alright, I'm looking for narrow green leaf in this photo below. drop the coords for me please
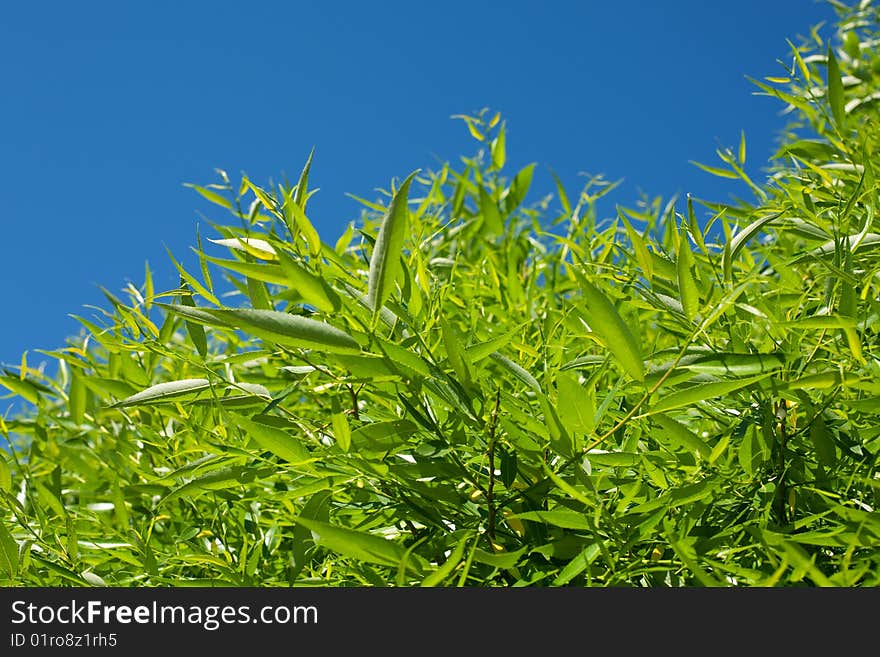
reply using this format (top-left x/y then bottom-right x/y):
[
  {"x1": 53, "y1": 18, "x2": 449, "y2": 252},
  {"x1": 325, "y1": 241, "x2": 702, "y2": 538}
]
[
  {"x1": 491, "y1": 123, "x2": 506, "y2": 170},
  {"x1": 722, "y1": 212, "x2": 782, "y2": 281},
  {"x1": 0, "y1": 521, "x2": 18, "y2": 578},
  {"x1": 0, "y1": 375, "x2": 41, "y2": 405},
  {"x1": 331, "y1": 412, "x2": 351, "y2": 452},
  {"x1": 690, "y1": 160, "x2": 738, "y2": 179},
  {"x1": 231, "y1": 412, "x2": 313, "y2": 465},
  {"x1": 159, "y1": 304, "x2": 361, "y2": 354},
  {"x1": 652, "y1": 413, "x2": 711, "y2": 459},
  {"x1": 575, "y1": 275, "x2": 644, "y2": 382},
  {"x1": 276, "y1": 249, "x2": 338, "y2": 312},
  {"x1": 180, "y1": 283, "x2": 208, "y2": 358},
  {"x1": 0, "y1": 455, "x2": 11, "y2": 493},
  {"x1": 553, "y1": 544, "x2": 601, "y2": 586},
  {"x1": 514, "y1": 509, "x2": 590, "y2": 530},
  {"x1": 557, "y1": 371, "x2": 595, "y2": 434},
  {"x1": 209, "y1": 237, "x2": 277, "y2": 260},
  {"x1": 677, "y1": 225, "x2": 700, "y2": 321},
  {"x1": 421, "y1": 533, "x2": 472, "y2": 587},
  {"x1": 112, "y1": 378, "x2": 211, "y2": 407},
  {"x1": 294, "y1": 147, "x2": 315, "y2": 209},
  {"x1": 649, "y1": 373, "x2": 772, "y2": 414},
  {"x1": 295, "y1": 517, "x2": 424, "y2": 574},
  {"x1": 827, "y1": 47, "x2": 845, "y2": 129},
  {"x1": 809, "y1": 418, "x2": 836, "y2": 467},
  {"x1": 350, "y1": 419, "x2": 417, "y2": 451},
  {"x1": 185, "y1": 184, "x2": 232, "y2": 210},
  {"x1": 69, "y1": 369, "x2": 87, "y2": 424},
  {"x1": 505, "y1": 163, "x2": 536, "y2": 214},
  {"x1": 199, "y1": 254, "x2": 288, "y2": 286},
  {"x1": 368, "y1": 171, "x2": 419, "y2": 317},
  {"x1": 479, "y1": 185, "x2": 504, "y2": 234},
  {"x1": 489, "y1": 352, "x2": 541, "y2": 393}
]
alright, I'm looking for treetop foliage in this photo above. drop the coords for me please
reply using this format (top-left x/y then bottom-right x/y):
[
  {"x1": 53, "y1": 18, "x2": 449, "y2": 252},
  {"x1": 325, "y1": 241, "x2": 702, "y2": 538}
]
[{"x1": 1, "y1": 1, "x2": 879, "y2": 586}]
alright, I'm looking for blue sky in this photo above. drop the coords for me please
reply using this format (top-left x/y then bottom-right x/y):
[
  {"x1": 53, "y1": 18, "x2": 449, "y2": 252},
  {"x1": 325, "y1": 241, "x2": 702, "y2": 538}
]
[{"x1": 0, "y1": 1, "x2": 835, "y2": 374}]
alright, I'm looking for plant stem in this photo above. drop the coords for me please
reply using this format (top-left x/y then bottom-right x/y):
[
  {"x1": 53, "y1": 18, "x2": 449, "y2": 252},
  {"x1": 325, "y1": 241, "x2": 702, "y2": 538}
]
[{"x1": 486, "y1": 388, "x2": 501, "y2": 546}]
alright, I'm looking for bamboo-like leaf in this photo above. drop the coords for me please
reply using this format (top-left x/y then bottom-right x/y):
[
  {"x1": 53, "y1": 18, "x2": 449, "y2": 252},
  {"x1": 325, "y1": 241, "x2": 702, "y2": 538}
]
[
  {"x1": 199, "y1": 254, "x2": 288, "y2": 286},
  {"x1": 294, "y1": 147, "x2": 315, "y2": 209},
  {"x1": 112, "y1": 378, "x2": 212, "y2": 407},
  {"x1": 421, "y1": 533, "x2": 471, "y2": 587},
  {"x1": 185, "y1": 184, "x2": 232, "y2": 210},
  {"x1": 68, "y1": 369, "x2": 87, "y2": 424},
  {"x1": 230, "y1": 412, "x2": 312, "y2": 465},
  {"x1": 158, "y1": 304, "x2": 360, "y2": 354},
  {"x1": 489, "y1": 351, "x2": 541, "y2": 392},
  {"x1": 827, "y1": 47, "x2": 845, "y2": 129},
  {"x1": 649, "y1": 373, "x2": 772, "y2": 414},
  {"x1": 505, "y1": 163, "x2": 536, "y2": 214},
  {"x1": 557, "y1": 371, "x2": 595, "y2": 434},
  {"x1": 276, "y1": 249, "x2": 339, "y2": 312},
  {"x1": 331, "y1": 412, "x2": 351, "y2": 452},
  {"x1": 652, "y1": 413, "x2": 711, "y2": 459},
  {"x1": 513, "y1": 509, "x2": 590, "y2": 530},
  {"x1": 295, "y1": 517, "x2": 424, "y2": 574},
  {"x1": 0, "y1": 521, "x2": 18, "y2": 578},
  {"x1": 722, "y1": 212, "x2": 782, "y2": 281},
  {"x1": 368, "y1": 171, "x2": 419, "y2": 317},
  {"x1": 491, "y1": 123, "x2": 506, "y2": 170},
  {"x1": 479, "y1": 185, "x2": 504, "y2": 234},
  {"x1": 575, "y1": 276, "x2": 644, "y2": 382},
  {"x1": 677, "y1": 225, "x2": 699, "y2": 321},
  {"x1": 208, "y1": 237, "x2": 277, "y2": 260}
]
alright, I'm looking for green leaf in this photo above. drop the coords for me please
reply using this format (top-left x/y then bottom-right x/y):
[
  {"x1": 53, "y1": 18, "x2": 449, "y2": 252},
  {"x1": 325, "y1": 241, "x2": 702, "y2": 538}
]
[
  {"x1": 185, "y1": 184, "x2": 232, "y2": 210},
  {"x1": 421, "y1": 533, "x2": 472, "y2": 587},
  {"x1": 294, "y1": 147, "x2": 315, "y2": 209},
  {"x1": 180, "y1": 283, "x2": 208, "y2": 358},
  {"x1": 0, "y1": 375, "x2": 41, "y2": 405},
  {"x1": 230, "y1": 412, "x2": 313, "y2": 465},
  {"x1": 489, "y1": 352, "x2": 541, "y2": 393},
  {"x1": 553, "y1": 544, "x2": 601, "y2": 585},
  {"x1": 575, "y1": 276, "x2": 644, "y2": 382},
  {"x1": 368, "y1": 171, "x2": 419, "y2": 317},
  {"x1": 649, "y1": 373, "x2": 772, "y2": 414},
  {"x1": 557, "y1": 371, "x2": 595, "y2": 434},
  {"x1": 199, "y1": 254, "x2": 288, "y2": 286},
  {"x1": 652, "y1": 413, "x2": 711, "y2": 459},
  {"x1": 722, "y1": 212, "x2": 782, "y2": 281},
  {"x1": 513, "y1": 509, "x2": 590, "y2": 530},
  {"x1": 677, "y1": 225, "x2": 700, "y2": 321},
  {"x1": 827, "y1": 47, "x2": 845, "y2": 129},
  {"x1": 208, "y1": 237, "x2": 277, "y2": 260},
  {"x1": 0, "y1": 521, "x2": 18, "y2": 578},
  {"x1": 491, "y1": 123, "x2": 506, "y2": 170},
  {"x1": 276, "y1": 250, "x2": 339, "y2": 312},
  {"x1": 68, "y1": 369, "x2": 87, "y2": 424},
  {"x1": 350, "y1": 419, "x2": 417, "y2": 452},
  {"x1": 472, "y1": 546, "x2": 526, "y2": 569},
  {"x1": 0, "y1": 455, "x2": 11, "y2": 493},
  {"x1": 680, "y1": 352, "x2": 787, "y2": 377},
  {"x1": 295, "y1": 517, "x2": 424, "y2": 574},
  {"x1": 112, "y1": 378, "x2": 212, "y2": 407},
  {"x1": 505, "y1": 163, "x2": 536, "y2": 214},
  {"x1": 159, "y1": 304, "x2": 361, "y2": 354},
  {"x1": 331, "y1": 412, "x2": 351, "y2": 452},
  {"x1": 809, "y1": 418, "x2": 836, "y2": 467},
  {"x1": 479, "y1": 185, "x2": 504, "y2": 234}
]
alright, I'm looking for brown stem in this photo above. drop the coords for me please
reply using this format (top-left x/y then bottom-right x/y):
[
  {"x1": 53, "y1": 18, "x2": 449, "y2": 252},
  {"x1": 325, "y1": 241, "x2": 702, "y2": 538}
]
[{"x1": 348, "y1": 384, "x2": 360, "y2": 421}]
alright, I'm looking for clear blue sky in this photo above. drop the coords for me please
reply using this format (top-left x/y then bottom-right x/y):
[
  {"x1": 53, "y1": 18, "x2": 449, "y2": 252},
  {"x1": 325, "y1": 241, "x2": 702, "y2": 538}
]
[{"x1": 0, "y1": 1, "x2": 835, "y2": 373}]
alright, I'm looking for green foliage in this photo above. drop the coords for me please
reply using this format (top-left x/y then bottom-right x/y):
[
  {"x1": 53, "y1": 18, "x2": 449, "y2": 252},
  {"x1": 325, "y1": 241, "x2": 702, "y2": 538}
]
[{"x1": 2, "y1": 3, "x2": 880, "y2": 587}]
